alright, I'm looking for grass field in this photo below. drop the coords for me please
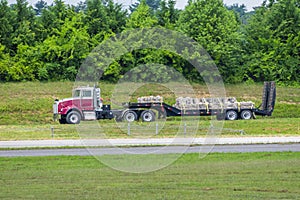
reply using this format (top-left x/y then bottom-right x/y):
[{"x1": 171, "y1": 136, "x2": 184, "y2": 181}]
[
  {"x1": 0, "y1": 81, "x2": 299, "y2": 140},
  {"x1": 0, "y1": 117, "x2": 299, "y2": 140},
  {"x1": 0, "y1": 81, "x2": 298, "y2": 198},
  {"x1": 0, "y1": 152, "x2": 299, "y2": 199}
]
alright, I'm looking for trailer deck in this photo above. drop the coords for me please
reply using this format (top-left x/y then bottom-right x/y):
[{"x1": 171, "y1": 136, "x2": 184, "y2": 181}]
[{"x1": 116, "y1": 81, "x2": 276, "y2": 121}]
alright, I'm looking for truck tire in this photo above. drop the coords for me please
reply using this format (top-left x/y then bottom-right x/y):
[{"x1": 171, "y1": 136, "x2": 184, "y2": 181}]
[
  {"x1": 123, "y1": 110, "x2": 137, "y2": 122},
  {"x1": 240, "y1": 110, "x2": 252, "y2": 120},
  {"x1": 59, "y1": 116, "x2": 67, "y2": 124},
  {"x1": 226, "y1": 110, "x2": 238, "y2": 120},
  {"x1": 141, "y1": 110, "x2": 155, "y2": 122},
  {"x1": 66, "y1": 111, "x2": 81, "y2": 124}
]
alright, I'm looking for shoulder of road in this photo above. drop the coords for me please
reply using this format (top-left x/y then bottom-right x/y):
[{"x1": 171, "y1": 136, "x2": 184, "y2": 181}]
[{"x1": 1, "y1": 136, "x2": 300, "y2": 148}]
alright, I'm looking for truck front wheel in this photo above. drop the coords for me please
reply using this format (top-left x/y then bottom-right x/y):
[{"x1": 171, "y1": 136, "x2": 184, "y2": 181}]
[
  {"x1": 59, "y1": 115, "x2": 67, "y2": 124},
  {"x1": 66, "y1": 111, "x2": 81, "y2": 124}
]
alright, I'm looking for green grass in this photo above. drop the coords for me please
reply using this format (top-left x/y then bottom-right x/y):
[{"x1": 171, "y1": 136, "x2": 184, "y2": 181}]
[
  {"x1": 0, "y1": 152, "x2": 299, "y2": 199},
  {"x1": 0, "y1": 81, "x2": 299, "y2": 125},
  {"x1": 0, "y1": 117, "x2": 299, "y2": 140},
  {"x1": 0, "y1": 81, "x2": 299, "y2": 140}
]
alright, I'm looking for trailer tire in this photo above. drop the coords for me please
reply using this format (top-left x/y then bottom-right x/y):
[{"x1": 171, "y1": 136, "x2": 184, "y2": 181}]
[
  {"x1": 123, "y1": 110, "x2": 138, "y2": 122},
  {"x1": 66, "y1": 111, "x2": 81, "y2": 124},
  {"x1": 141, "y1": 110, "x2": 155, "y2": 122},
  {"x1": 240, "y1": 110, "x2": 252, "y2": 120},
  {"x1": 226, "y1": 110, "x2": 238, "y2": 120}
]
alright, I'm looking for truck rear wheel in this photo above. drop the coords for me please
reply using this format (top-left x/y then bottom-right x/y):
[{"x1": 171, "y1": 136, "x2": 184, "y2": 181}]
[
  {"x1": 66, "y1": 111, "x2": 81, "y2": 124},
  {"x1": 123, "y1": 110, "x2": 137, "y2": 122},
  {"x1": 240, "y1": 110, "x2": 252, "y2": 120},
  {"x1": 141, "y1": 110, "x2": 155, "y2": 122},
  {"x1": 226, "y1": 110, "x2": 238, "y2": 120}
]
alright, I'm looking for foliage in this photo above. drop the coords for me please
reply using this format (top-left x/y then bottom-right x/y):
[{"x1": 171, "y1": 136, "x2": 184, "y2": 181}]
[
  {"x1": 177, "y1": 0, "x2": 242, "y2": 83},
  {"x1": 156, "y1": 0, "x2": 179, "y2": 28},
  {"x1": 242, "y1": 0, "x2": 300, "y2": 84},
  {"x1": 126, "y1": 0, "x2": 158, "y2": 28},
  {"x1": 129, "y1": 0, "x2": 161, "y2": 13},
  {"x1": 0, "y1": 0, "x2": 298, "y2": 85}
]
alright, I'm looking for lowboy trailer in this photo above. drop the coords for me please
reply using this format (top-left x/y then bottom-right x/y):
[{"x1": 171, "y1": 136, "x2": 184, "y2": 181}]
[{"x1": 53, "y1": 82, "x2": 276, "y2": 124}]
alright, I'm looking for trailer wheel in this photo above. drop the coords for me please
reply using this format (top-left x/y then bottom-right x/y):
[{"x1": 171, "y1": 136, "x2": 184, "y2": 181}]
[
  {"x1": 226, "y1": 110, "x2": 238, "y2": 120},
  {"x1": 141, "y1": 110, "x2": 155, "y2": 122},
  {"x1": 66, "y1": 111, "x2": 81, "y2": 124},
  {"x1": 123, "y1": 110, "x2": 137, "y2": 122},
  {"x1": 240, "y1": 110, "x2": 252, "y2": 120}
]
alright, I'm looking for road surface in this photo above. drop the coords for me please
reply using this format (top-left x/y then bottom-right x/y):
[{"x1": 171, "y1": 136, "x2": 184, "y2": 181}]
[
  {"x1": 1, "y1": 136, "x2": 300, "y2": 148},
  {"x1": 1, "y1": 144, "x2": 299, "y2": 157}
]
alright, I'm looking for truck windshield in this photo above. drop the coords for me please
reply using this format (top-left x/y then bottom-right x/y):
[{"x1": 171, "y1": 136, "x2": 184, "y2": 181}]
[{"x1": 73, "y1": 90, "x2": 80, "y2": 97}]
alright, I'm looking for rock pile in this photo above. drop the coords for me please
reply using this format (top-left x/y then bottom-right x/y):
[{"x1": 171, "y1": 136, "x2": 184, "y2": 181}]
[
  {"x1": 137, "y1": 96, "x2": 164, "y2": 103},
  {"x1": 173, "y1": 97, "x2": 254, "y2": 110}
]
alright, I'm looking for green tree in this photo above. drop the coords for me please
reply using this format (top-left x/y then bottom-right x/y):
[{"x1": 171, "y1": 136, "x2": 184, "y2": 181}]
[
  {"x1": 177, "y1": 0, "x2": 241, "y2": 82},
  {"x1": 242, "y1": 0, "x2": 300, "y2": 84},
  {"x1": 226, "y1": 3, "x2": 246, "y2": 17},
  {"x1": 34, "y1": 0, "x2": 47, "y2": 15},
  {"x1": 0, "y1": 0, "x2": 14, "y2": 50},
  {"x1": 129, "y1": 0, "x2": 161, "y2": 13},
  {"x1": 0, "y1": 43, "x2": 11, "y2": 81},
  {"x1": 85, "y1": 0, "x2": 109, "y2": 38},
  {"x1": 156, "y1": 0, "x2": 179, "y2": 28},
  {"x1": 226, "y1": 3, "x2": 253, "y2": 24},
  {"x1": 10, "y1": 0, "x2": 36, "y2": 52},
  {"x1": 85, "y1": 0, "x2": 126, "y2": 43},
  {"x1": 102, "y1": 0, "x2": 127, "y2": 34},
  {"x1": 126, "y1": 0, "x2": 158, "y2": 28},
  {"x1": 74, "y1": 1, "x2": 86, "y2": 13},
  {"x1": 38, "y1": 12, "x2": 91, "y2": 80}
]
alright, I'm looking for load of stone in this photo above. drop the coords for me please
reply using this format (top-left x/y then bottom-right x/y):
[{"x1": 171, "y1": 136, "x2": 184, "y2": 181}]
[
  {"x1": 137, "y1": 96, "x2": 164, "y2": 103},
  {"x1": 173, "y1": 97, "x2": 254, "y2": 111}
]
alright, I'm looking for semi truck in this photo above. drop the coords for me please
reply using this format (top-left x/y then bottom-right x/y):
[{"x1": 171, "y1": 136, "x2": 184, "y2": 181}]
[{"x1": 53, "y1": 82, "x2": 276, "y2": 124}]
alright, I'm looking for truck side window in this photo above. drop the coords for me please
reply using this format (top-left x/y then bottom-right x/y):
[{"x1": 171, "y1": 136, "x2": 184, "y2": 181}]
[
  {"x1": 73, "y1": 90, "x2": 80, "y2": 97},
  {"x1": 82, "y1": 90, "x2": 92, "y2": 97}
]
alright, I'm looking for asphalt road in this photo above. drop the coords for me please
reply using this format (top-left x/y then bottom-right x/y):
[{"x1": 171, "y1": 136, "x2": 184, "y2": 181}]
[
  {"x1": 1, "y1": 137, "x2": 300, "y2": 148},
  {"x1": 1, "y1": 144, "x2": 299, "y2": 157}
]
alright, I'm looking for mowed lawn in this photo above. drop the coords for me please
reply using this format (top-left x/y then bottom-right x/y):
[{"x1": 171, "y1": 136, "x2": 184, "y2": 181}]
[
  {"x1": 0, "y1": 81, "x2": 299, "y2": 125},
  {"x1": 0, "y1": 81, "x2": 299, "y2": 140},
  {"x1": 0, "y1": 117, "x2": 299, "y2": 140},
  {"x1": 0, "y1": 152, "x2": 299, "y2": 199}
]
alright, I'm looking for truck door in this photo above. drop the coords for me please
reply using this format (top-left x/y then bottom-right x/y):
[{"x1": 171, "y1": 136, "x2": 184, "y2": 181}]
[{"x1": 80, "y1": 89, "x2": 94, "y2": 111}]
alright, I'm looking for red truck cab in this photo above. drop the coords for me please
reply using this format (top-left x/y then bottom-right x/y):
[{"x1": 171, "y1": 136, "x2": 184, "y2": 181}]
[{"x1": 53, "y1": 86, "x2": 112, "y2": 124}]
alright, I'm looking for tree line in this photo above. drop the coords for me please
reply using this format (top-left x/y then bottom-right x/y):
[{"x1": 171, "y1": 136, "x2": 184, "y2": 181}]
[{"x1": 0, "y1": 0, "x2": 299, "y2": 84}]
